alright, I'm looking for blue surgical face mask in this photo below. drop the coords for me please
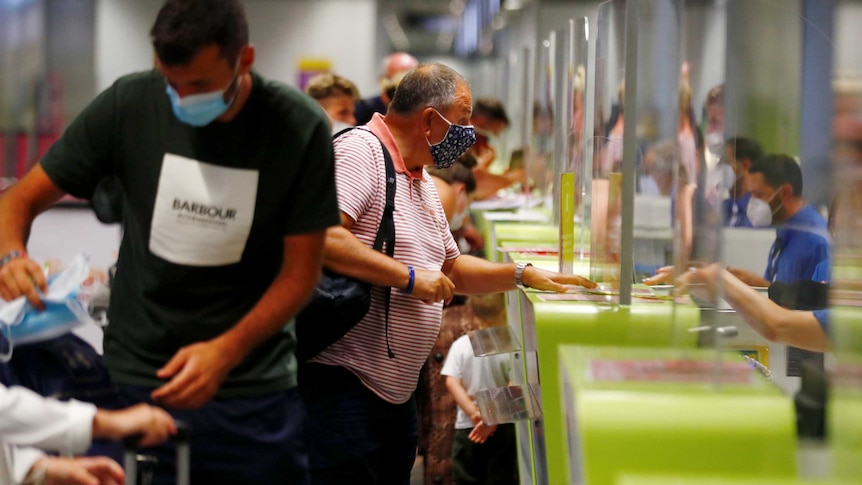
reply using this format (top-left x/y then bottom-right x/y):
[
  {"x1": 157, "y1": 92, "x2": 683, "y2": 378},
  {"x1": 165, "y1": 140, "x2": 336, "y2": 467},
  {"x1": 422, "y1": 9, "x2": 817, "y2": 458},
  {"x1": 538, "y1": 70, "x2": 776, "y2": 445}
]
[
  {"x1": 166, "y1": 73, "x2": 239, "y2": 127},
  {"x1": 427, "y1": 109, "x2": 476, "y2": 169}
]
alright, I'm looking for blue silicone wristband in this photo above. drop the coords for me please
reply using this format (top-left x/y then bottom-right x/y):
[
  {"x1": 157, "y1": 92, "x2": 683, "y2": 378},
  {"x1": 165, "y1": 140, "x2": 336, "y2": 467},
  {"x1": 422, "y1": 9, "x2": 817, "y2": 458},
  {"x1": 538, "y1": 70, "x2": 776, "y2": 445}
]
[{"x1": 405, "y1": 266, "x2": 415, "y2": 294}]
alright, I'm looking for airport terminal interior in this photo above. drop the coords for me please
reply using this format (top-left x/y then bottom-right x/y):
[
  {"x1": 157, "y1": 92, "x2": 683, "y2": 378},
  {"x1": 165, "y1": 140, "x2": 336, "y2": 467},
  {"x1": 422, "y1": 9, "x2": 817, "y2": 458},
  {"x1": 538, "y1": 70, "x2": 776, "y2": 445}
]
[{"x1": 1, "y1": 0, "x2": 862, "y2": 484}]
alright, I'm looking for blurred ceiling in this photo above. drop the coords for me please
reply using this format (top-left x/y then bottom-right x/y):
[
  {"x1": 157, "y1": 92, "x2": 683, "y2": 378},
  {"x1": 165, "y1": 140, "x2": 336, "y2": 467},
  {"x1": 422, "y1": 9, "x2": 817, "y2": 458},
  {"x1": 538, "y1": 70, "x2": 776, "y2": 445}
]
[{"x1": 377, "y1": 0, "x2": 533, "y2": 57}]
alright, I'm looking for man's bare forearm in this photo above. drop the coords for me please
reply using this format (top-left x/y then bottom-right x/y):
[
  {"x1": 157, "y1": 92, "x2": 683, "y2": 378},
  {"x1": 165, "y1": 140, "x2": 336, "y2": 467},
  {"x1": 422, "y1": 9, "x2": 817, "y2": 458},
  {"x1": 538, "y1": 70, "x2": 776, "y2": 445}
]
[{"x1": 322, "y1": 226, "x2": 410, "y2": 290}]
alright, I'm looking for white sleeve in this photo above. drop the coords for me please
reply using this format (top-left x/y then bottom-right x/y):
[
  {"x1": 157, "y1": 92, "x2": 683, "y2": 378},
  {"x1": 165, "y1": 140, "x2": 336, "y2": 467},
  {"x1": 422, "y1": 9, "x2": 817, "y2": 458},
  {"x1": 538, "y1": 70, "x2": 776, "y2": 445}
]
[
  {"x1": 11, "y1": 446, "x2": 45, "y2": 485},
  {"x1": 440, "y1": 336, "x2": 467, "y2": 378},
  {"x1": 0, "y1": 384, "x2": 96, "y2": 455}
]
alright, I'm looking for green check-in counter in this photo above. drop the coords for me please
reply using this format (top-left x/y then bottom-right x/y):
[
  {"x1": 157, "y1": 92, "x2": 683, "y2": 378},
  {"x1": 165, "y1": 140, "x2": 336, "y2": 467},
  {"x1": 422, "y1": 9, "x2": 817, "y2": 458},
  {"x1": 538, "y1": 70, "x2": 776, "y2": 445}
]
[
  {"x1": 472, "y1": 209, "x2": 550, "y2": 262},
  {"x1": 828, "y1": 307, "x2": 862, "y2": 482},
  {"x1": 618, "y1": 477, "x2": 848, "y2": 485},
  {"x1": 830, "y1": 385, "x2": 862, "y2": 482},
  {"x1": 560, "y1": 346, "x2": 798, "y2": 485},
  {"x1": 510, "y1": 284, "x2": 700, "y2": 485}
]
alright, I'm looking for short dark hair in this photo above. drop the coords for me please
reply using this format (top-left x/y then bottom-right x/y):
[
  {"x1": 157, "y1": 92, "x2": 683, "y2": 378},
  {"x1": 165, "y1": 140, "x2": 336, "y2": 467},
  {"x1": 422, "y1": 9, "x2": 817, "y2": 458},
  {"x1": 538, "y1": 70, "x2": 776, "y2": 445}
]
[
  {"x1": 749, "y1": 153, "x2": 803, "y2": 197},
  {"x1": 426, "y1": 153, "x2": 477, "y2": 194},
  {"x1": 726, "y1": 137, "x2": 763, "y2": 164},
  {"x1": 473, "y1": 98, "x2": 509, "y2": 126},
  {"x1": 151, "y1": 0, "x2": 249, "y2": 66}
]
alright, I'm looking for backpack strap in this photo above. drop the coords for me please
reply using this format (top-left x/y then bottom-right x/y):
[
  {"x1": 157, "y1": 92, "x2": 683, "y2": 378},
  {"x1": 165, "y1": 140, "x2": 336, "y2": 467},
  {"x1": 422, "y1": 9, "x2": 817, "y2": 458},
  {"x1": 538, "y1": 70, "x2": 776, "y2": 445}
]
[{"x1": 334, "y1": 128, "x2": 398, "y2": 358}]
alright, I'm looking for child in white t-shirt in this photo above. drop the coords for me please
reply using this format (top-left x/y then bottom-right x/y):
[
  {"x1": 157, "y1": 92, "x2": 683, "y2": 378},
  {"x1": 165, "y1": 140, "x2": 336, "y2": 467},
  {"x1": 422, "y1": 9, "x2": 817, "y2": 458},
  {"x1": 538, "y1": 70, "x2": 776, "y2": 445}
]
[{"x1": 441, "y1": 294, "x2": 517, "y2": 484}]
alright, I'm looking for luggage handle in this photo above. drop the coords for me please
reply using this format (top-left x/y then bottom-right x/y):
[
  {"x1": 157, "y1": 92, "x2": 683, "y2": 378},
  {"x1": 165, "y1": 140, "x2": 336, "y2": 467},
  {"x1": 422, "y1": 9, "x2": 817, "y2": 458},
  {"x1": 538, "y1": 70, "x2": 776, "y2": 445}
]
[{"x1": 123, "y1": 421, "x2": 191, "y2": 485}]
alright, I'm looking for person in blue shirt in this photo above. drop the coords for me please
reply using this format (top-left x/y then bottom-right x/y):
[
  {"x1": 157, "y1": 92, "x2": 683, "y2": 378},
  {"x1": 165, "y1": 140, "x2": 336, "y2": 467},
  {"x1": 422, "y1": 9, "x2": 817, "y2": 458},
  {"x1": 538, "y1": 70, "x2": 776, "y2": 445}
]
[
  {"x1": 721, "y1": 137, "x2": 769, "y2": 227},
  {"x1": 728, "y1": 154, "x2": 831, "y2": 287}
]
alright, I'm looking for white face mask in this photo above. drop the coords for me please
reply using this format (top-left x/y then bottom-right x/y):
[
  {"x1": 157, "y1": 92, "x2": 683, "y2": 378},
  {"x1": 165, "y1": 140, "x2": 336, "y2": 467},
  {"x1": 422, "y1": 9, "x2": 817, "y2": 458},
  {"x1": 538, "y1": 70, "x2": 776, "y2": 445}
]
[
  {"x1": 705, "y1": 131, "x2": 724, "y2": 156},
  {"x1": 746, "y1": 196, "x2": 773, "y2": 227},
  {"x1": 720, "y1": 163, "x2": 736, "y2": 190},
  {"x1": 449, "y1": 209, "x2": 468, "y2": 231}
]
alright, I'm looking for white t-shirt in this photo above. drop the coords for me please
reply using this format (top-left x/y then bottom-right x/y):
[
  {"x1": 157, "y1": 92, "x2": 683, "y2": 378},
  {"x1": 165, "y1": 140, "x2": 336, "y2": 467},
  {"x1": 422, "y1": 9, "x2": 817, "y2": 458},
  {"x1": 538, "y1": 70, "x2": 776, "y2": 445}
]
[{"x1": 441, "y1": 334, "x2": 512, "y2": 429}]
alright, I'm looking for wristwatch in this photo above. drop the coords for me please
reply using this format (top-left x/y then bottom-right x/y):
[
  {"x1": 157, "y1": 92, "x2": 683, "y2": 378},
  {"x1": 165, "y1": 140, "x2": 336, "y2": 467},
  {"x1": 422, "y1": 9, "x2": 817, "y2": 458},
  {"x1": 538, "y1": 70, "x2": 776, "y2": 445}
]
[{"x1": 514, "y1": 262, "x2": 533, "y2": 288}]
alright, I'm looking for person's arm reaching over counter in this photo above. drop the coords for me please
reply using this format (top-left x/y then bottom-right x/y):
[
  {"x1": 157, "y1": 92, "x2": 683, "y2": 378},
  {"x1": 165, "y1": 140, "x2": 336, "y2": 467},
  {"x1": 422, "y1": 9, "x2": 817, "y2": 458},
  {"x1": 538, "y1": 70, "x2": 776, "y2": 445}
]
[{"x1": 683, "y1": 264, "x2": 830, "y2": 352}]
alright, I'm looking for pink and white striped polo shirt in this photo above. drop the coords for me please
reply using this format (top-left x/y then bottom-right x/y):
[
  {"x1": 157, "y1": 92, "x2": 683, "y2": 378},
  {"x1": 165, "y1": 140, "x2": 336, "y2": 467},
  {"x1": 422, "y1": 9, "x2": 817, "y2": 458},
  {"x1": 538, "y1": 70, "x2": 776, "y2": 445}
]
[{"x1": 310, "y1": 113, "x2": 460, "y2": 404}]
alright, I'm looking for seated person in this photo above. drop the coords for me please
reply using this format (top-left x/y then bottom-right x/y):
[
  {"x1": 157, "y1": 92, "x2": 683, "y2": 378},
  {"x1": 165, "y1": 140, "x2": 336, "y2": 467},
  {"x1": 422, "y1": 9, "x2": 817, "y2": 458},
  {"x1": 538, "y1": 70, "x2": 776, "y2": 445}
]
[
  {"x1": 721, "y1": 137, "x2": 767, "y2": 227},
  {"x1": 0, "y1": 384, "x2": 175, "y2": 485},
  {"x1": 304, "y1": 73, "x2": 360, "y2": 133},
  {"x1": 728, "y1": 154, "x2": 831, "y2": 287}
]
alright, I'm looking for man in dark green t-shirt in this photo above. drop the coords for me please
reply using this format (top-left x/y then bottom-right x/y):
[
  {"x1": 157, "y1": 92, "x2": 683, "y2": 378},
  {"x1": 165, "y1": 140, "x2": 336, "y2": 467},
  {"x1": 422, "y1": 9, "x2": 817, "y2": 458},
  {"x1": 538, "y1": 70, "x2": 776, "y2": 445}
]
[{"x1": 0, "y1": 1, "x2": 339, "y2": 483}]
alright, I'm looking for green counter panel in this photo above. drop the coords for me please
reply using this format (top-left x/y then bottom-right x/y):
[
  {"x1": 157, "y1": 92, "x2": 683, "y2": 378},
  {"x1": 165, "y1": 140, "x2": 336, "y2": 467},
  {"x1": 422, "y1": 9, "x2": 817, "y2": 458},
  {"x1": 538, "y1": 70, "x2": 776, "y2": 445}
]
[
  {"x1": 472, "y1": 210, "x2": 553, "y2": 262},
  {"x1": 826, "y1": 309, "x2": 862, "y2": 482},
  {"x1": 561, "y1": 346, "x2": 797, "y2": 485},
  {"x1": 494, "y1": 223, "x2": 562, "y2": 243},
  {"x1": 618, "y1": 477, "x2": 848, "y2": 485},
  {"x1": 829, "y1": 362, "x2": 862, "y2": 482},
  {"x1": 525, "y1": 294, "x2": 700, "y2": 484},
  {"x1": 830, "y1": 392, "x2": 862, "y2": 482}
]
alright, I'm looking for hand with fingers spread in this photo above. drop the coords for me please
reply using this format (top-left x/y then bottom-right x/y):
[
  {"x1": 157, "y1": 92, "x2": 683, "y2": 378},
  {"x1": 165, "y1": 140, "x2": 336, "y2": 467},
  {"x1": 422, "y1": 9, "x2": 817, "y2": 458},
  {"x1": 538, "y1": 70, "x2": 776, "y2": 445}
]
[
  {"x1": 151, "y1": 339, "x2": 238, "y2": 409},
  {"x1": 409, "y1": 268, "x2": 456, "y2": 304},
  {"x1": 0, "y1": 252, "x2": 48, "y2": 310}
]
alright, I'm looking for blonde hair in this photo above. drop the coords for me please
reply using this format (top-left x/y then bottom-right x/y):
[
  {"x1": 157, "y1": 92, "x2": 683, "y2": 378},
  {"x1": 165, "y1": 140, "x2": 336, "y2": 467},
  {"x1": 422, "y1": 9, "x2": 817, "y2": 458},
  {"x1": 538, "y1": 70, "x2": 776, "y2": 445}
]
[{"x1": 467, "y1": 293, "x2": 506, "y2": 328}]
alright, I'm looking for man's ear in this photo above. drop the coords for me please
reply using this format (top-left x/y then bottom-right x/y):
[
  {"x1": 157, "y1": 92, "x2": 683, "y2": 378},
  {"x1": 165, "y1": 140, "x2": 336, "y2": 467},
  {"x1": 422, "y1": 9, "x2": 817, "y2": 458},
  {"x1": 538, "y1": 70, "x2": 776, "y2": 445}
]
[
  {"x1": 422, "y1": 107, "x2": 436, "y2": 137},
  {"x1": 454, "y1": 182, "x2": 467, "y2": 198},
  {"x1": 741, "y1": 158, "x2": 752, "y2": 172},
  {"x1": 238, "y1": 45, "x2": 255, "y2": 73}
]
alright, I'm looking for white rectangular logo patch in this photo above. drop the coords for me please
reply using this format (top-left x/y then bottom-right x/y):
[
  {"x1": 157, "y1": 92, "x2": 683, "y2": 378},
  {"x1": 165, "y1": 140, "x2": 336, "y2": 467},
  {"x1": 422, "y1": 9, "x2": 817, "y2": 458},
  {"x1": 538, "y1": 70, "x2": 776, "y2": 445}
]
[{"x1": 149, "y1": 153, "x2": 258, "y2": 266}]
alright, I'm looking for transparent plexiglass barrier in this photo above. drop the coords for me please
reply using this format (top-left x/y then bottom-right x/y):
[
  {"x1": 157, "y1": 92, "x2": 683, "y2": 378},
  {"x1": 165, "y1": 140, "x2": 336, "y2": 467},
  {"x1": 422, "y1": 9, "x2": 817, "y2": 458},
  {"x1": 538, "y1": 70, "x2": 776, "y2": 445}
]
[
  {"x1": 557, "y1": 0, "x2": 859, "y2": 483},
  {"x1": 475, "y1": 383, "x2": 543, "y2": 426},
  {"x1": 469, "y1": 325, "x2": 522, "y2": 356},
  {"x1": 830, "y1": 1, "x2": 862, "y2": 478}
]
